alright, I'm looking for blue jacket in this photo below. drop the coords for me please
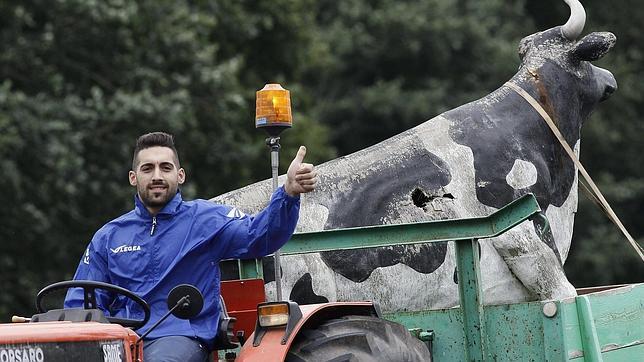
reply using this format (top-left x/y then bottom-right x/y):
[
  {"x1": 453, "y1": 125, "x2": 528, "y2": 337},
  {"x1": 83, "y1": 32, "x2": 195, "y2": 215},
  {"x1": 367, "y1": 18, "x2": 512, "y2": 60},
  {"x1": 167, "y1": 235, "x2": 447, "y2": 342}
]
[{"x1": 64, "y1": 186, "x2": 299, "y2": 349}]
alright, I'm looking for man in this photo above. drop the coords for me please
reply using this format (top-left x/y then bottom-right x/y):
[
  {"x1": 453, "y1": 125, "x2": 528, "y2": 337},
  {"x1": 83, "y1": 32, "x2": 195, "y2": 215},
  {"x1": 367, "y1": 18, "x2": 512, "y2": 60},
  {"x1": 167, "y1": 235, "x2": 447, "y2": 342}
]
[{"x1": 65, "y1": 132, "x2": 316, "y2": 361}]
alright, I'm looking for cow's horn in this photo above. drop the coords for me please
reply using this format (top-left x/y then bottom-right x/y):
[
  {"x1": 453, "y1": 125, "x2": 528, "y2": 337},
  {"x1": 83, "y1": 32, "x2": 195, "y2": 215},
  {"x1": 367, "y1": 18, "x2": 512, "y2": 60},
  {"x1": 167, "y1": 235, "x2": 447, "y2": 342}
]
[{"x1": 561, "y1": 0, "x2": 586, "y2": 39}]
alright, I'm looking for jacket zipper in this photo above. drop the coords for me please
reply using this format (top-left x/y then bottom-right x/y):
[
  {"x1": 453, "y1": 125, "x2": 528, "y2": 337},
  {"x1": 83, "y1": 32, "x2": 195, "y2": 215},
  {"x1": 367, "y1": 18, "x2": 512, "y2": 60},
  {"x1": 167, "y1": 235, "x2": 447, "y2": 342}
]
[{"x1": 150, "y1": 216, "x2": 157, "y2": 235}]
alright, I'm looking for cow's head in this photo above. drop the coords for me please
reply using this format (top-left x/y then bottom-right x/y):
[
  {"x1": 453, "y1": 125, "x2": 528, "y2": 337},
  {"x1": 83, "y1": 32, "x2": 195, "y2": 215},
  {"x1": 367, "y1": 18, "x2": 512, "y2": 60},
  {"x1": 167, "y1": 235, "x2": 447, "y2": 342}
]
[{"x1": 514, "y1": 0, "x2": 617, "y2": 137}]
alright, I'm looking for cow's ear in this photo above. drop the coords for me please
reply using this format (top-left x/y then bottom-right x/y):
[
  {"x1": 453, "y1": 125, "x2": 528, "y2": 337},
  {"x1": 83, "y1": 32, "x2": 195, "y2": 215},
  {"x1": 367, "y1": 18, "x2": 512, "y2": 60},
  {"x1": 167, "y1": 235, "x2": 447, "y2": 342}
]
[{"x1": 572, "y1": 32, "x2": 616, "y2": 62}]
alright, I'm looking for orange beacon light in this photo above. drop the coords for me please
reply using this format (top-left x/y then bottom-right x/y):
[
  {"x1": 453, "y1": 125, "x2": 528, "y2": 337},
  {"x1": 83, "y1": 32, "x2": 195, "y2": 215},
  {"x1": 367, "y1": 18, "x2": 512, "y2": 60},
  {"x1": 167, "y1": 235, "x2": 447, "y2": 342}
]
[
  {"x1": 255, "y1": 83, "x2": 292, "y2": 136},
  {"x1": 255, "y1": 83, "x2": 293, "y2": 301}
]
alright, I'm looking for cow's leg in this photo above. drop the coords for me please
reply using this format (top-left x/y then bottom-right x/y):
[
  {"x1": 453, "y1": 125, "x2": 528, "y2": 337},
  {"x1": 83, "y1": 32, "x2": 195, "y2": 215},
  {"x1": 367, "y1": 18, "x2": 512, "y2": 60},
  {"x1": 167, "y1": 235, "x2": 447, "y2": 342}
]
[
  {"x1": 491, "y1": 143, "x2": 580, "y2": 300},
  {"x1": 479, "y1": 241, "x2": 535, "y2": 304},
  {"x1": 491, "y1": 221, "x2": 576, "y2": 300}
]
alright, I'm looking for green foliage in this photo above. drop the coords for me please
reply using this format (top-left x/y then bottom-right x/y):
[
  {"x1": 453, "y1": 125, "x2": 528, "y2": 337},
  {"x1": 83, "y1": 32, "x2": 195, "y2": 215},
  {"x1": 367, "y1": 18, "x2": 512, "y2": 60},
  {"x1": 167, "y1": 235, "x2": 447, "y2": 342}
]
[
  {"x1": 0, "y1": 0, "x2": 334, "y2": 320},
  {"x1": 301, "y1": 0, "x2": 532, "y2": 154},
  {"x1": 561, "y1": 0, "x2": 644, "y2": 286}
]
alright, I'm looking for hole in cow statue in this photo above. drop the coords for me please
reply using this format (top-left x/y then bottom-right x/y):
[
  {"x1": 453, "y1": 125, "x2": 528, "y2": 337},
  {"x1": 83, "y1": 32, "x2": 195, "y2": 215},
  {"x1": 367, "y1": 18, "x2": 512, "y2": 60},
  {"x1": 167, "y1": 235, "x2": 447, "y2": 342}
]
[{"x1": 411, "y1": 188, "x2": 431, "y2": 208}]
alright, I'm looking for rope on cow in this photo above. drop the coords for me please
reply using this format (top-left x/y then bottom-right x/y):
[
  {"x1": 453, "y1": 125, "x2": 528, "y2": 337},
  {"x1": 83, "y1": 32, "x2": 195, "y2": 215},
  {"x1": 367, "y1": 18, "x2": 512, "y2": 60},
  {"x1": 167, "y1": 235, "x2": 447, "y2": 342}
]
[{"x1": 505, "y1": 81, "x2": 644, "y2": 263}]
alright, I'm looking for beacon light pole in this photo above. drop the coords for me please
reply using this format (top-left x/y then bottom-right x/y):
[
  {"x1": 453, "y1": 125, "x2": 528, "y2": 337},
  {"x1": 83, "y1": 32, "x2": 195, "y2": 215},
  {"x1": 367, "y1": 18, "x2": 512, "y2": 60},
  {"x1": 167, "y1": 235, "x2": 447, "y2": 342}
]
[{"x1": 255, "y1": 83, "x2": 292, "y2": 301}]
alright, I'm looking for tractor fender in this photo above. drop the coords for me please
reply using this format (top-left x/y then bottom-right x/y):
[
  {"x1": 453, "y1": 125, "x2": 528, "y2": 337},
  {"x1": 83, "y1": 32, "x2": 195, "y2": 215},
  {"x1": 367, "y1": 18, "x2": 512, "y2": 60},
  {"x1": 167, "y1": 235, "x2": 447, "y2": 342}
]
[{"x1": 236, "y1": 301, "x2": 380, "y2": 361}]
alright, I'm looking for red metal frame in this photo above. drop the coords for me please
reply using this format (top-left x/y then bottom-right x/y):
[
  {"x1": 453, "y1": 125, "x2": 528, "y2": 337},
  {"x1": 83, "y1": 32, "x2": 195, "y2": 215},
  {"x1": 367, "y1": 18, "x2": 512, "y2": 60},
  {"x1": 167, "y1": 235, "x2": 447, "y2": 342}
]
[{"x1": 220, "y1": 279, "x2": 265, "y2": 344}]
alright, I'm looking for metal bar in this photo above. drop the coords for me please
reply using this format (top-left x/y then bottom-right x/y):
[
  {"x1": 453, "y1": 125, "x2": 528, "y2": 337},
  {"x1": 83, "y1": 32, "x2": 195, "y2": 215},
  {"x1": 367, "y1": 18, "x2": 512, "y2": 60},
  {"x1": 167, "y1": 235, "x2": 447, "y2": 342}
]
[
  {"x1": 576, "y1": 295, "x2": 604, "y2": 361},
  {"x1": 270, "y1": 144, "x2": 283, "y2": 301},
  {"x1": 282, "y1": 193, "x2": 541, "y2": 256},
  {"x1": 455, "y1": 239, "x2": 486, "y2": 361}
]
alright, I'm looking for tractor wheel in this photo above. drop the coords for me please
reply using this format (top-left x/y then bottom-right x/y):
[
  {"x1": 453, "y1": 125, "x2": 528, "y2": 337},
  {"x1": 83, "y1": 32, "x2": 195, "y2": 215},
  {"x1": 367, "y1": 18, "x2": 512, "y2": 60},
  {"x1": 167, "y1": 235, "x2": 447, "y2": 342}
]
[{"x1": 286, "y1": 315, "x2": 431, "y2": 362}]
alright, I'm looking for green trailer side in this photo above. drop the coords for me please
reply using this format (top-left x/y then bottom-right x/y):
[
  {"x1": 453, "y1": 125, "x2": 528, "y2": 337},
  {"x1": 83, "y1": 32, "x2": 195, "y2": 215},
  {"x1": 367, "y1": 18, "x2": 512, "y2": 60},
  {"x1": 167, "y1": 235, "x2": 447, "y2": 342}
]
[{"x1": 387, "y1": 283, "x2": 644, "y2": 361}]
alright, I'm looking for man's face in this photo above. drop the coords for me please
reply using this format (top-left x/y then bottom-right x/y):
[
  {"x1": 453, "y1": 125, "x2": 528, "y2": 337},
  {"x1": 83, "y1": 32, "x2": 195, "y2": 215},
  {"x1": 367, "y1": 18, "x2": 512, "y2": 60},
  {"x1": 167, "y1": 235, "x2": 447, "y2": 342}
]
[{"x1": 129, "y1": 146, "x2": 185, "y2": 212}]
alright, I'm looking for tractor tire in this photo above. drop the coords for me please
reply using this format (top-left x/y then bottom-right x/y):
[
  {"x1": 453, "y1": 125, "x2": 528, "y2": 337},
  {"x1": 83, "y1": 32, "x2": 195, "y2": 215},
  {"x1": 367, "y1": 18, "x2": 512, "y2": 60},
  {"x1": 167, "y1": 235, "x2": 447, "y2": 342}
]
[{"x1": 286, "y1": 315, "x2": 431, "y2": 362}]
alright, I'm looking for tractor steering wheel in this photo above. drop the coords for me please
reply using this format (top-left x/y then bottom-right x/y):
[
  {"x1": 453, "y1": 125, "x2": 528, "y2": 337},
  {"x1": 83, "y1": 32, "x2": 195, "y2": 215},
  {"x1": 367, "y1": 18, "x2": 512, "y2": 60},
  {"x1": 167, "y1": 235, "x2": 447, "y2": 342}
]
[{"x1": 36, "y1": 280, "x2": 151, "y2": 330}]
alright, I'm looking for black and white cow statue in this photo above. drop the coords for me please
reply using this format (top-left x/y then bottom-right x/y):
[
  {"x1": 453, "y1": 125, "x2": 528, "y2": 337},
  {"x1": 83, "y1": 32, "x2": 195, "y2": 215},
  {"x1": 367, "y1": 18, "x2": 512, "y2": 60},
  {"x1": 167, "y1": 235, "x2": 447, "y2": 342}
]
[{"x1": 212, "y1": 0, "x2": 617, "y2": 311}]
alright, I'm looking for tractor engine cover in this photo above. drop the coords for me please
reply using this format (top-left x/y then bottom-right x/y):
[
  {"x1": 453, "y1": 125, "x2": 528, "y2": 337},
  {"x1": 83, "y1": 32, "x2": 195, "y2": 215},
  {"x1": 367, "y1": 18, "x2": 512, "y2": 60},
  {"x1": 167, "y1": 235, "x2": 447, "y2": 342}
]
[{"x1": 0, "y1": 322, "x2": 140, "y2": 362}]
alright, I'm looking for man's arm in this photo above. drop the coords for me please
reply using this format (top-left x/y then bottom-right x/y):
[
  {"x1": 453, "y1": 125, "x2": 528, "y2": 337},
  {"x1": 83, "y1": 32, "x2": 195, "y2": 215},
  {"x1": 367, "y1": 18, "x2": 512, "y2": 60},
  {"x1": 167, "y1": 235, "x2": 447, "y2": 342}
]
[
  {"x1": 217, "y1": 186, "x2": 300, "y2": 259},
  {"x1": 216, "y1": 146, "x2": 316, "y2": 259}
]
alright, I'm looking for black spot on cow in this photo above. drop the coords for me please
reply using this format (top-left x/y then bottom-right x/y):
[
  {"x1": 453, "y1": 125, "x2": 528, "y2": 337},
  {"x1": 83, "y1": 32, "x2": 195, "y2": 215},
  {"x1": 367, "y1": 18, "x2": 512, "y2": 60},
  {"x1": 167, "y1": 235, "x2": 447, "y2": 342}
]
[
  {"x1": 289, "y1": 273, "x2": 329, "y2": 304},
  {"x1": 445, "y1": 67, "x2": 579, "y2": 211},
  {"x1": 320, "y1": 145, "x2": 452, "y2": 282}
]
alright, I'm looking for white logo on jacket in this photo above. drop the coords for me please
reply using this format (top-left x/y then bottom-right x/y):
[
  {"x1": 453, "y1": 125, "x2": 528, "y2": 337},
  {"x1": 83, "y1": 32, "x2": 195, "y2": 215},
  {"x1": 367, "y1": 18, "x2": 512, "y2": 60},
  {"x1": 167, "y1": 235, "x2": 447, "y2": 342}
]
[
  {"x1": 110, "y1": 245, "x2": 142, "y2": 254},
  {"x1": 226, "y1": 207, "x2": 246, "y2": 218},
  {"x1": 83, "y1": 248, "x2": 90, "y2": 264}
]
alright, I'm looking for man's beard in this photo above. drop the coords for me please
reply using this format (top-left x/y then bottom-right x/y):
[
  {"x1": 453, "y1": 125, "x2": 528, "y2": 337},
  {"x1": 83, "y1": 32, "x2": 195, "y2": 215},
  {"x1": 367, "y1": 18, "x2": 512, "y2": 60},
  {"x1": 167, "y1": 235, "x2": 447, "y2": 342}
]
[{"x1": 138, "y1": 183, "x2": 176, "y2": 209}]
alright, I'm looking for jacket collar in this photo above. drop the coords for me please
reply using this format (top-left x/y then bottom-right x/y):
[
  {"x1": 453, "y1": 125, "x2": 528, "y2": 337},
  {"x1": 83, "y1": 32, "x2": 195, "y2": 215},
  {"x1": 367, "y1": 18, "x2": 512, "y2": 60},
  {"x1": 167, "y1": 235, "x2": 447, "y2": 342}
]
[{"x1": 134, "y1": 191, "x2": 183, "y2": 218}]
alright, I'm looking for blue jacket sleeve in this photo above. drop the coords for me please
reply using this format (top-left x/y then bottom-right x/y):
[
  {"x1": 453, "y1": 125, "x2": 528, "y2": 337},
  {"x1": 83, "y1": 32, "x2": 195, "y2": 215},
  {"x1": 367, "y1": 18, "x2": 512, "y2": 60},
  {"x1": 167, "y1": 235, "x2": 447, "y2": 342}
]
[
  {"x1": 216, "y1": 186, "x2": 300, "y2": 260},
  {"x1": 64, "y1": 230, "x2": 113, "y2": 311}
]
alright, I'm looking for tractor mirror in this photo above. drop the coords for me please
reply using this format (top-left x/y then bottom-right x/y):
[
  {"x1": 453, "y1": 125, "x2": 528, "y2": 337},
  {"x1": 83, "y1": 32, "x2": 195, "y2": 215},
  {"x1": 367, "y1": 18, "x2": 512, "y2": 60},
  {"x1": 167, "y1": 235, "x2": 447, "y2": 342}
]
[{"x1": 167, "y1": 284, "x2": 204, "y2": 320}]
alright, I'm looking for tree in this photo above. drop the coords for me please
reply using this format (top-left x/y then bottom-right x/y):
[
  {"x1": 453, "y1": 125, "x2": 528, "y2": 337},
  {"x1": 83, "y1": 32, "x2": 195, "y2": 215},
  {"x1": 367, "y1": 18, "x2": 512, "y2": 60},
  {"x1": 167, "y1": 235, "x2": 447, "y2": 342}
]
[
  {"x1": 526, "y1": 0, "x2": 644, "y2": 286},
  {"x1": 0, "y1": 0, "x2": 334, "y2": 320},
  {"x1": 299, "y1": 0, "x2": 532, "y2": 155}
]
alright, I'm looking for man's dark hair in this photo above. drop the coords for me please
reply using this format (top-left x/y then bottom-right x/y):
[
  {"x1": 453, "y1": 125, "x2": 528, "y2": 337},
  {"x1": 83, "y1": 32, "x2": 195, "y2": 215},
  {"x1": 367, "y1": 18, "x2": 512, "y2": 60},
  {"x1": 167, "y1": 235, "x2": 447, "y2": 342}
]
[{"x1": 132, "y1": 132, "x2": 180, "y2": 170}]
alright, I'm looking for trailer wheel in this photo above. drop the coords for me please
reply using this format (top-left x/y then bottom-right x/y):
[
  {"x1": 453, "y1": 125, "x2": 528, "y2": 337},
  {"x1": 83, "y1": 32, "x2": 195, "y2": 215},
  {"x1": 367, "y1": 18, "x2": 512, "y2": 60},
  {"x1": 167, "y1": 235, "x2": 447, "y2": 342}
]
[{"x1": 286, "y1": 315, "x2": 431, "y2": 362}]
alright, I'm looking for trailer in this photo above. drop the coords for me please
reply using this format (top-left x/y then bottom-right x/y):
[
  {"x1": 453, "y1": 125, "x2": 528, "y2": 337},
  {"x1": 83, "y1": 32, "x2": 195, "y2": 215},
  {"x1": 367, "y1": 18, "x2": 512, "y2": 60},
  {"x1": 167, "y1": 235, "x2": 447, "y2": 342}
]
[{"x1": 216, "y1": 193, "x2": 643, "y2": 361}]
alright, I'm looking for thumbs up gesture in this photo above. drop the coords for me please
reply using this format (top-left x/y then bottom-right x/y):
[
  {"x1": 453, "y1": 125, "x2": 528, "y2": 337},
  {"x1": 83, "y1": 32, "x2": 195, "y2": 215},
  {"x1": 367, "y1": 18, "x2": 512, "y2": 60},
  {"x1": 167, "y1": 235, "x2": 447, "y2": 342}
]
[{"x1": 285, "y1": 146, "x2": 317, "y2": 197}]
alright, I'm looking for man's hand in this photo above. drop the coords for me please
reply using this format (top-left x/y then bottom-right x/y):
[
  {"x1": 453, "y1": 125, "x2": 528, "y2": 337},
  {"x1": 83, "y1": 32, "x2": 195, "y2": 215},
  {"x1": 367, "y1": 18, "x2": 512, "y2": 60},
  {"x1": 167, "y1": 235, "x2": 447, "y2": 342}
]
[{"x1": 284, "y1": 146, "x2": 317, "y2": 197}]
